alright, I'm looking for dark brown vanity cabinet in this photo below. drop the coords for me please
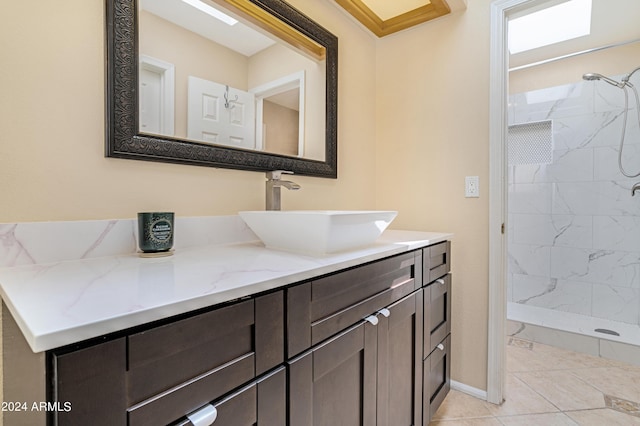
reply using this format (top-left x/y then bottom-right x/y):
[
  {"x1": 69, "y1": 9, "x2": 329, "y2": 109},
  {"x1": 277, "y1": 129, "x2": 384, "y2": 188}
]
[
  {"x1": 423, "y1": 335, "x2": 451, "y2": 425},
  {"x1": 5, "y1": 241, "x2": 452, "y2": 426},
  {"x1": 288, "y1": 320, "x2": 378, "y2": 425},
  {"x1": 423, "y1": 241, "x2": 451, "y2": 283},
  {"x1": 286, "y1": 251, "x2": 424, "y2": 426},
  {"x1": 376, "y1": 290, "x2": 424, "y2": 426},
  {"x1": 288, "y1": 290, "x2": 423, "y2": 426},
  {"x1": 421, "y1": 241, "x2": 452, "y2": 424},
  {"x1": 424, "y1": 274, "x2": 452, "y2": 356},
  {"x1": 48, "y1": 291, "x2": 285, "y2": 426},
  {"x1": 286, "y1": 251, "x2": 421, "y2": 358},
  {"x1": 170, "y1": 367, "x2": 286, "y2": 426}
]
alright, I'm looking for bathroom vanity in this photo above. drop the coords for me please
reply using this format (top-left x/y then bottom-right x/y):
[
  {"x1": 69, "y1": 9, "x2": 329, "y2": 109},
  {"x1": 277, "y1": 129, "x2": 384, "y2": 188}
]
[{"x1": 1, "y1": 226, "x2": 451, "y2": 425}]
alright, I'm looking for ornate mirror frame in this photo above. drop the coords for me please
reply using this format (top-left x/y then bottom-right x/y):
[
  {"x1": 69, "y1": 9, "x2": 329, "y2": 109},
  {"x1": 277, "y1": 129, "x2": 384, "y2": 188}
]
[{"x1": 105, "y1": 0, "x2": 338, "y2": 178}]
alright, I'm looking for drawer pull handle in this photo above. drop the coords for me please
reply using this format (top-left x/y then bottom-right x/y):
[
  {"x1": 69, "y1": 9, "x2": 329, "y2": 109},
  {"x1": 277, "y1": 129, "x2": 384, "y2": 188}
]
[
  {"x1": 437, "y1": 343, "x2": 445, "y2": 351},
  {"x1": 378, "y1": 308, "x2": 391, "y2": 318},
  {"x1": 436, "y1": 278, "x2": 446, "y2": 285},
  {"x1": 187, "y1": 404, "x2": 218, "y2": 426},
  {"x1": 365, "y1": 315, "x2": 379, "y2": 326}
]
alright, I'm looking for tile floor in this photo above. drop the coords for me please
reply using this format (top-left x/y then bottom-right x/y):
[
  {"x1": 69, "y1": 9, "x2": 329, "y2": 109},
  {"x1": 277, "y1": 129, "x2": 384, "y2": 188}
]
[{"x1": 430, "y1": 337, "x2": 640, "y2": 425}]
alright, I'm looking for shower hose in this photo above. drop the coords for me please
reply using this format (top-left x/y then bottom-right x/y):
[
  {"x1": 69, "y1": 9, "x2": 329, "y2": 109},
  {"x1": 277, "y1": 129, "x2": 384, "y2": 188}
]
[{"x1": 617, "y1": 83, "x2": 640, "y2": 178}]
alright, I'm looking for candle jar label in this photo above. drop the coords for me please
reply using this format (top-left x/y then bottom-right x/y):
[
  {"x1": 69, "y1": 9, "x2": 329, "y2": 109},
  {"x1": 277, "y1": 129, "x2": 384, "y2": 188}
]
[
  {"x1": 150, "y1": 219, "x2": 172, "y2": 242},
  {"x1": 138, "y1": 212, "x2": 174, "y2": 252}
]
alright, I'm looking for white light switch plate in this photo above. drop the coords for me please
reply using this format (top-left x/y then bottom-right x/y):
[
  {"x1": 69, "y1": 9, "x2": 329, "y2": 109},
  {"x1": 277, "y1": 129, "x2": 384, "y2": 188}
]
[{"x1": 465, "y1": 176, "x2": 479, "y2": 198}]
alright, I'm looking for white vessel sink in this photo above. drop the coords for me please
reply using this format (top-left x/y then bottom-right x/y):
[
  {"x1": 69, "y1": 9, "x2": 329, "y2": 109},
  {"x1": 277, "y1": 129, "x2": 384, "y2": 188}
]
[{"x1": 239, "y1": 210, "x2": 398, "y2": 255}]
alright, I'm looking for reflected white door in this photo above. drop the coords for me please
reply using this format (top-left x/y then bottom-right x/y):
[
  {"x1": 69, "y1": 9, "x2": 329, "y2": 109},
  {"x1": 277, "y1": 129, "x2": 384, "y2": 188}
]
[
  {"x1": 187, "y1": 76, "x2": 255, "y2": 149},
  {"x1": 140, "y1": 68, "x2": 162, "y2": 134},
  {"x1": 139, "y1": 55, "x2": 175, "y2": 136}
]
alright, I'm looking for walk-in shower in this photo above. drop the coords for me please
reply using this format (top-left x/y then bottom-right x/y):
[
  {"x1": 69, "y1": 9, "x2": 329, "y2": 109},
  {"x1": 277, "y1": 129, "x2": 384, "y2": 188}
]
[{"x1": 507, "y1": 62, "x2": 640, "y2": 365}]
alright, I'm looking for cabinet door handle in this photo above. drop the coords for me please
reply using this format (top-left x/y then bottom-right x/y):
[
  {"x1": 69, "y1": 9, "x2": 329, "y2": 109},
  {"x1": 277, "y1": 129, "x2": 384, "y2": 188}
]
[
  {"x1": 365, "y1": 315, "x2": 379, "y2": 326},
  {"x1": 436, "y1": 278, "x2": 446, "y2": 285},
  {"x1": 187, "y1": 404, "x2": 218, "y2": 426},
  {"x1": 437, "y1": 343, "x2": 445, "y2": 351},
  {"x1": 378, "y1": 308, "x2": 390, "y2": 318}
]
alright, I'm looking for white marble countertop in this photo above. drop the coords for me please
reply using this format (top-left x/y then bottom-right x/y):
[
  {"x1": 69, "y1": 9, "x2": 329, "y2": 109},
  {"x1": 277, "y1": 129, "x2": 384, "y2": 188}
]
[{"x1": 0, "y1": 230, "x2": 451, "y2": 353}]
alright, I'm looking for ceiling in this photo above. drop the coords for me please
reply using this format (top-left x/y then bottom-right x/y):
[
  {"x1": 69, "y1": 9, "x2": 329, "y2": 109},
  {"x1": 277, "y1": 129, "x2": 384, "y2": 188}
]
[
  {"x1": 334, "y1": 0, "x2": 468, "y2": 37},
  {"x1": 143, "y1": 0, "x2": 469, "y2": 54},
  {"x1": 509, "y1": 0, "x2": 640, "y2": 69}
]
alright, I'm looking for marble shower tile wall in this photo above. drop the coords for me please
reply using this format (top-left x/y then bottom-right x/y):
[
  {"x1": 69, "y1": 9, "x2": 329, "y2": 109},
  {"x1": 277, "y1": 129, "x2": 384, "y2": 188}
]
[{"x1": 508, "y1": 75, "x2": 640, "y2": 327}]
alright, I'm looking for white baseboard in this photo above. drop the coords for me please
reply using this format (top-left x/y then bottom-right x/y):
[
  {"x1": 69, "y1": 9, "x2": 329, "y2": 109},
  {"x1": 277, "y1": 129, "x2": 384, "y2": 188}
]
[{"x1": 450, "y1": 380, "x2": 488, "y2": 401}]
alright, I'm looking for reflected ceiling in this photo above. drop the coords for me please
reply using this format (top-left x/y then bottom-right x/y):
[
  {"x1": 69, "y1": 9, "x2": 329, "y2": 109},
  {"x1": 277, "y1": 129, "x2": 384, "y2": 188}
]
[{"x1": 141, "y1": 0, "x2": 275, "y2": 56}]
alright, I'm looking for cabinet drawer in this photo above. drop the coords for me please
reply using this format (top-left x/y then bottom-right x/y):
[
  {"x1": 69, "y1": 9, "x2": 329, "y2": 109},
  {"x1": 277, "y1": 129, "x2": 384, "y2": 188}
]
[
  {"x1": 423, "y1": 274, "x2": 452, "y2": 356},
  {"x1": 170, "y1": 367, "x2": 286, "y2": 426},
  {"x1": 287, "y1": 252, "x2": 419, "y2": 357},
  {"x1": 423, "y1": 241, "x2": 450, "y2": 283},
  {"x1": 423, "y1": 335, "x2": 451, "y2": 425},
  {"x1": 127, "y1": 291, "x2": 283, "y2": 411},
  {"x1": 129, "y1": 352, "x2": 255, "y2": 426}
]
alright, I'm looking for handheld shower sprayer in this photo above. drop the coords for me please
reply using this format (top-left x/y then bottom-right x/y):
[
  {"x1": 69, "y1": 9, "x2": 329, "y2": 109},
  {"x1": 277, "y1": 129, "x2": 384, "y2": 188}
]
[
  {"x1": 582, "y1": 67, "x2": 640, "y2": 178},
  {"x1": 582, "y1": 73, "x2": 627, "y2": 88}
]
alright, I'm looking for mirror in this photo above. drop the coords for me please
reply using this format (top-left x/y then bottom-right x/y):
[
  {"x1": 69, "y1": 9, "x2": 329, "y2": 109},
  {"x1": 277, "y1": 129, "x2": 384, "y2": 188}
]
[{"x1": 106, "y1": 0, "x2": 338, "y2": 177}]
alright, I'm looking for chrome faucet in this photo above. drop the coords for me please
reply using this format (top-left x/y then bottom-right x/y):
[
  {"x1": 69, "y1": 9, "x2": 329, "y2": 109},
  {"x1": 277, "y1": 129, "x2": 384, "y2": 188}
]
[
  {"x1": 632, "y1": 182, "x2": 640, "y2": 196},
  {"x1": 266, "y1": 170, "x2": 300, "y2": 210}
]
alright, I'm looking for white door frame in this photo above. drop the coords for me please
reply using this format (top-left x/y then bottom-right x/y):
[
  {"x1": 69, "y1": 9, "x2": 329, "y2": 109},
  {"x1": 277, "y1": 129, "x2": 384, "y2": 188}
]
[
  {"x1": 250, "y1": 71, "x2": 306, "y2": 156},
  {"x1": 139, "y1": 55, "x2": 175, "y2": 136},
  {"x1": 488, "y1": 0, "x2": 545, "y2": 405}
]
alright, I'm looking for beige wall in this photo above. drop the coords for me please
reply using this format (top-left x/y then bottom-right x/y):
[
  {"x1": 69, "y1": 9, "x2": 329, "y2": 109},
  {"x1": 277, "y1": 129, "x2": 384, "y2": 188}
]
[
  {"x1": 375, "y1": 0, "x2": 493, "y2": 390},
  {"x1": 0, "y1": 0, "x2": 493, "y2": 410},
  {"x1": 264, "y1": 100, "x2": 299, "y2": 156},
  {"x1": 0, "y1": 0, "x2": 377, "y2": 223},
  {"x1": 510, "y1": 42, "x2": 640, "y2": 94}
]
